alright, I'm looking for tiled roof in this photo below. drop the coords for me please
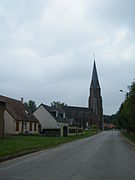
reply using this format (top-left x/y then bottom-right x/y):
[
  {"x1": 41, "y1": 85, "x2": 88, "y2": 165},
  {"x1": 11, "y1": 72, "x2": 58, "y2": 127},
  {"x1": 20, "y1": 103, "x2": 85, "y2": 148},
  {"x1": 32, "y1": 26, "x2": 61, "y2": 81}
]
[{"x1": 0, "y1": 95, "x2": 39, "y2": 123}]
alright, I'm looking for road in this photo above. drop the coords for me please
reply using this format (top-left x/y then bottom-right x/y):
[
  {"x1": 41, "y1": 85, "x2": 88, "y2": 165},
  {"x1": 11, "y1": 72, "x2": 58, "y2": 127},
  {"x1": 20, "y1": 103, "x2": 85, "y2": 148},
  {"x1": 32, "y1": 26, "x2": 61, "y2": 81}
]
[{"x1": 0, "y1": 131, "x2": 135, "y2": 180}]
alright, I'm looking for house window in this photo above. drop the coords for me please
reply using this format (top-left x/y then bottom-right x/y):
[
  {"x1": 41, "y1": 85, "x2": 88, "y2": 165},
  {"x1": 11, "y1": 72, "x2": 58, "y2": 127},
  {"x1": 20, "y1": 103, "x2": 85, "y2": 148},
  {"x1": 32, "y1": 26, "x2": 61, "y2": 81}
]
[
  {"x1": 16, "y1": 121, "x2": 19, "y2": 131},
  {"x1": 34, "y1": 123, "x2": 37, "y2": 131},
  {"x1": 30, "y1": 122, "x2": 32, "y2": 131}
]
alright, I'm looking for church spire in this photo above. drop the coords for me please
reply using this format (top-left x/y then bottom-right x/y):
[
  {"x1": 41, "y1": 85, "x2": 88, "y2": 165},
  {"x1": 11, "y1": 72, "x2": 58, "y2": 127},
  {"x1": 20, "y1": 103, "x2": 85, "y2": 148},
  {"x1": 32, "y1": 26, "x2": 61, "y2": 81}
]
[
  {"x1": 88, "y1": 57, "x2": 103, "y2": 130},
  {"x1": 90, "y1": 60, "x2": 100, "y2": 89}
]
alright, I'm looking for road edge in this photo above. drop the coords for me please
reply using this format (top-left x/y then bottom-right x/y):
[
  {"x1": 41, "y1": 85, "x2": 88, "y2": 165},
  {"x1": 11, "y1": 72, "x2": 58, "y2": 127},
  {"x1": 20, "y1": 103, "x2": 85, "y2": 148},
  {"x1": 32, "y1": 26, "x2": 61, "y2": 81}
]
[{"x1": 120, "y1": 132, "x2": 135, "y2": 146}]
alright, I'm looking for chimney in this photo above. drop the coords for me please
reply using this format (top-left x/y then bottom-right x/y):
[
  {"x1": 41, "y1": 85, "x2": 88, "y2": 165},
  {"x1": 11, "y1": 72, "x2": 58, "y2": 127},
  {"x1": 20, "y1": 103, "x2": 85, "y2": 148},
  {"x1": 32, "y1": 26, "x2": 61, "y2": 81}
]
[
  {"x1": 56, "y1": 111, "x2": 58, "y2": 117},
  {"x1": 21, "y1": 97, "x2": 24, "y2": 104}
]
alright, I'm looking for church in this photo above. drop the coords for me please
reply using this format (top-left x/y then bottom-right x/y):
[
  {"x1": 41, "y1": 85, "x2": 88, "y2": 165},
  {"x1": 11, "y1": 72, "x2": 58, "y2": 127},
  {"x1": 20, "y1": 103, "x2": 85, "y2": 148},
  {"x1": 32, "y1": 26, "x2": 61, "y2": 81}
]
[
  {"x1": 59, "y1": 60, "x2": 103, "y2": 130},
  {"x1": 34, "y1": 60, "x2": 103, "y2": 133}
]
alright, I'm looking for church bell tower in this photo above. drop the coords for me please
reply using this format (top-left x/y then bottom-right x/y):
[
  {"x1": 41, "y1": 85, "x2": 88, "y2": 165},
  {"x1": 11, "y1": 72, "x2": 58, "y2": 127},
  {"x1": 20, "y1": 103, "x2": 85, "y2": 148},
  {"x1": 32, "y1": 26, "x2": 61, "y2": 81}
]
[{"x1": 88, "y1": 60, "x2": 103, "y2": 130}]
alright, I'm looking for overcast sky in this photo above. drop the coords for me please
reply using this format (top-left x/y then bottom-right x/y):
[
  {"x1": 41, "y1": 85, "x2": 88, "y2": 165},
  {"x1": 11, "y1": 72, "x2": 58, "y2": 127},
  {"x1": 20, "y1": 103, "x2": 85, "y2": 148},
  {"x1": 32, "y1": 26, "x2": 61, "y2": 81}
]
[{"x1": 0, "y1": 0, "x2": 135, "y2": 115}]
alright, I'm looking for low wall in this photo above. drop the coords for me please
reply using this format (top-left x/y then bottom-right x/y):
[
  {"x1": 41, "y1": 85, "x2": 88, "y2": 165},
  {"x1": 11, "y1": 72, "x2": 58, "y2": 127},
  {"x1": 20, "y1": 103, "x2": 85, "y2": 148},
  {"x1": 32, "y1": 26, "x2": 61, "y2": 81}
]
[
  {"x1": 42, "y1": 128, "x2": 61, "y2": 137},
  {"x1": 77, "y1": 127, "x2": 83, "y2": 135},
  {"x1": 68, "y1": 126, "x2": 83, "y2": 136}
]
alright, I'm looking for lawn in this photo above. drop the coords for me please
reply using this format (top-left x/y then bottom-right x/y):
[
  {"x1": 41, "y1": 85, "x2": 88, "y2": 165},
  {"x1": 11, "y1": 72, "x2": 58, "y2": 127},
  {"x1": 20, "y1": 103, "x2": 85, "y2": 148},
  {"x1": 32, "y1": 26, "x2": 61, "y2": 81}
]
[{"x1": 0, "y1": 129, "x2": 97, "y2": 159}]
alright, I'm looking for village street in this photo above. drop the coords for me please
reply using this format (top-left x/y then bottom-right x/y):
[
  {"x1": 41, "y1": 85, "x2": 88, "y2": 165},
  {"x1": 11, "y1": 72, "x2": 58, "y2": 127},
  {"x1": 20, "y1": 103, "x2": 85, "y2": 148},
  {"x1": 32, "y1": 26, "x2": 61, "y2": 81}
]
[{"x1": 0, "y1": 131, "x2": 135, "y2": 180}]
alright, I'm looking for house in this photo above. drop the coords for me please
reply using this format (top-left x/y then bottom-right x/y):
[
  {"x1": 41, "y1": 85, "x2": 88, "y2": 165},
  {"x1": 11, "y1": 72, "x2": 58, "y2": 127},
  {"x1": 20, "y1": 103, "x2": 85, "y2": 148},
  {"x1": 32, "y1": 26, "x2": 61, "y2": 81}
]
[
  {"x1": 34, "y1": 104, "x2": 84, "y2": 136},
  {"x1": 0, "y1": 95, "x2": 39, "y2": 136},
  {"x1": 34, "y1": 104, "x2": 69, "y2": 137},
  {"x1": 104, "y1": 123, "x2": 116, "y2": 130}
]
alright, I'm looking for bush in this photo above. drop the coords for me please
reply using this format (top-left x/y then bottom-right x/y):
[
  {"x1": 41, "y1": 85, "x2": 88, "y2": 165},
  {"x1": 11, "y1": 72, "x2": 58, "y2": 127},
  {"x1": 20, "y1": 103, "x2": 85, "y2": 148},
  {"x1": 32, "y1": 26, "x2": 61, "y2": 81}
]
[{"x1": 90, "y1": 124, "x2": 98, "y2": 129}]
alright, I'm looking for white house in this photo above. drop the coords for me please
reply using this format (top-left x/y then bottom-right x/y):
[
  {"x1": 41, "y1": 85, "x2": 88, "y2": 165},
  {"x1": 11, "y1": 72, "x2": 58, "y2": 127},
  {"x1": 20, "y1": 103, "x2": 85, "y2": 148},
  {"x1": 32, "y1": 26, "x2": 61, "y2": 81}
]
[
  {"x1": 0, "y1": 95, "x2": 39, "y2": 135},
  {"x1": 34, "y1": 104, "x2": 68, "y2": 137}
]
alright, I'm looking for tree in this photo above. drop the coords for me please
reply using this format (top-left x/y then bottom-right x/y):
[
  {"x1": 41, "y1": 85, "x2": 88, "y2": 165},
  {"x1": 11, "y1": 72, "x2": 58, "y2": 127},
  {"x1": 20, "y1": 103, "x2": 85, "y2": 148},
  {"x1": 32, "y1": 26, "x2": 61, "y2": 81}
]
[
  {"x1": 117, "y1": 102, "x2": 128, "y2": 129},
  {"x1": 118, "y1": 81, "x2": 135, "y2": 134},
  {"x1": 51, "y1": 101, "x2": 67, "y2": 108},
  {"x1": 24, "y1": 100, "x2": 37, "y2": 113}
]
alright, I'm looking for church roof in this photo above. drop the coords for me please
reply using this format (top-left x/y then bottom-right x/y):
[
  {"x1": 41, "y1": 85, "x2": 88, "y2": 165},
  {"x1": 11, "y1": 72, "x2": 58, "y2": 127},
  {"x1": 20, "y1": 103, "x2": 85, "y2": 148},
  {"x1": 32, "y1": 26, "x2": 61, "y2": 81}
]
[
  {"x1": 90, "y1": 61, "x2": 100, "y2": 88},
  {"x1": 60, "y1": 105, "x2": 91, "y2": 119}
]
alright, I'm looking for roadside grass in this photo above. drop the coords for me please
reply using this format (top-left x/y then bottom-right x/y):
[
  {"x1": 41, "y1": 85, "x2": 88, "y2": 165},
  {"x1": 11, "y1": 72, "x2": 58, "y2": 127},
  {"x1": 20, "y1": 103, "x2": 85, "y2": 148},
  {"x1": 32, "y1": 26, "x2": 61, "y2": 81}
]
[
  {"x1": 122, "y1": 133, "x2": 135, "y2": 144},
  {"x1": 0, "y1": 128, "x2": 97, "y2": 158}
]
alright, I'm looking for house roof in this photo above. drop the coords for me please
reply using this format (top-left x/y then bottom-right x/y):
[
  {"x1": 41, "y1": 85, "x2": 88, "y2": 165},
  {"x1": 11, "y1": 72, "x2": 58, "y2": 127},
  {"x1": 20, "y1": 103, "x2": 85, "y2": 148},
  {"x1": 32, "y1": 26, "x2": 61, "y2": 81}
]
[
  {"x1": 40, "y1": 104, "x2": 69, "y2": 124},
  {"x1": 0, "y1": 100, "x2": 6, "y2": 105},
  {"x1": 68, "y1": 118, "x2": 80, "y2": 126},
  {"x1": 0, "y1": 95, "x2": 39, "y2": 123}
]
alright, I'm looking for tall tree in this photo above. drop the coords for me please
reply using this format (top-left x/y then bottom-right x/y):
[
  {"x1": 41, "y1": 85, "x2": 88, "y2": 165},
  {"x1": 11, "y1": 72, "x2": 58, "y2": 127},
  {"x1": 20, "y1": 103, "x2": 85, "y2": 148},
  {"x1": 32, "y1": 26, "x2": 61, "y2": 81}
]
[
  {"x1": 24, "y1": 100, "x2": 37, "y2": 113},
  {"x1": 118, "y1": 81, "x2": 135, "y2": 133}
]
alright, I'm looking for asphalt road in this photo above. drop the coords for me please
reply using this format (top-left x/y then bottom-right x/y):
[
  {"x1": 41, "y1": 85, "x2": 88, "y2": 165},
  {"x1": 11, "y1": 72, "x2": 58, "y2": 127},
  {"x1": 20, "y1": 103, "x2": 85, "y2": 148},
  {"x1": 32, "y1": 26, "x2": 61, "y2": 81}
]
[{"x1": 0, "y1": 131, "x2": 135, "y2": 180}]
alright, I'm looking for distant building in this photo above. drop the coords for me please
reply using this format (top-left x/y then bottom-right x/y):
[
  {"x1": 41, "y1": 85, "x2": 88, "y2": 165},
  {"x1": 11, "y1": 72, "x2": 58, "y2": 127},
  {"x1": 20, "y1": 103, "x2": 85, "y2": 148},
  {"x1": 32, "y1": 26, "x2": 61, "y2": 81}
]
[
  {"x1": 104, "y1": 123, "x2": 116, "y2": 130},
  {"x1": 0, "y1": 95, "x2": 39, "y2": 136}
]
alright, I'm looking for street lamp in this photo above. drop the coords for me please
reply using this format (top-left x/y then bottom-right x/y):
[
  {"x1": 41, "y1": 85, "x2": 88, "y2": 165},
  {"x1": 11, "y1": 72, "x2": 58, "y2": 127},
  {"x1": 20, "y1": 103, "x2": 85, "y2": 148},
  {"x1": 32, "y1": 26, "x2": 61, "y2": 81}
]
[
  {"x1": 120, "y1": 89, "x2": 135, "y2": 96},
  {"x1": 120, "y1": 90, "x2": 126, "y2": 93},
  {"x1": 120, "y1": 89, "x2": 129, "y2": 97}
]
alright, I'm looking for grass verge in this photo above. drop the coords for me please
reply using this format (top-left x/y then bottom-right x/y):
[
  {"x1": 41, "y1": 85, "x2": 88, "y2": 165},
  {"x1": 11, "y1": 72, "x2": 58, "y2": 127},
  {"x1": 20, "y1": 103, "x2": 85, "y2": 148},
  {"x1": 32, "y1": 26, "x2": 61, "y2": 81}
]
[
  {"x1": 0, "y1": 129, "x2": 98, "y2": 160},
  {"x1": 122, "y1": 133, "x2": 135, "y2": 145}
]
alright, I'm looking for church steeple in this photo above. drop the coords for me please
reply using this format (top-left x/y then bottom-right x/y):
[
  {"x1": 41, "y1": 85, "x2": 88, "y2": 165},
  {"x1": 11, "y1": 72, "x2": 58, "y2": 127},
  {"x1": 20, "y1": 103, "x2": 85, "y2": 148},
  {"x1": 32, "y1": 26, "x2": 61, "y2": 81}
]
[
  {"x1": 89, "y1": 61, "x2": 101, "y2": 98},
  {"x1": 90, "y1": 60, "x2": 100, "y2": 89},
  {"x1": 88, "y1": 60, "x2": 103, "y2": 130}
]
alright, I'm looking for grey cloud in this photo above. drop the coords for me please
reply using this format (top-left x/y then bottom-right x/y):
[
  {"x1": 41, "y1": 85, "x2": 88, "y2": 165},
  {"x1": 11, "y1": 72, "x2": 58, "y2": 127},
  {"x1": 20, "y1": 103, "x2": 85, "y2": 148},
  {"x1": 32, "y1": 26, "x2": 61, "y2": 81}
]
[
  {"x1": 0, "y1": 0, "x2": 135, "y2": 115},
  {"x1": 88, "y1": 0, "x2": 135, "y2": 28}
]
